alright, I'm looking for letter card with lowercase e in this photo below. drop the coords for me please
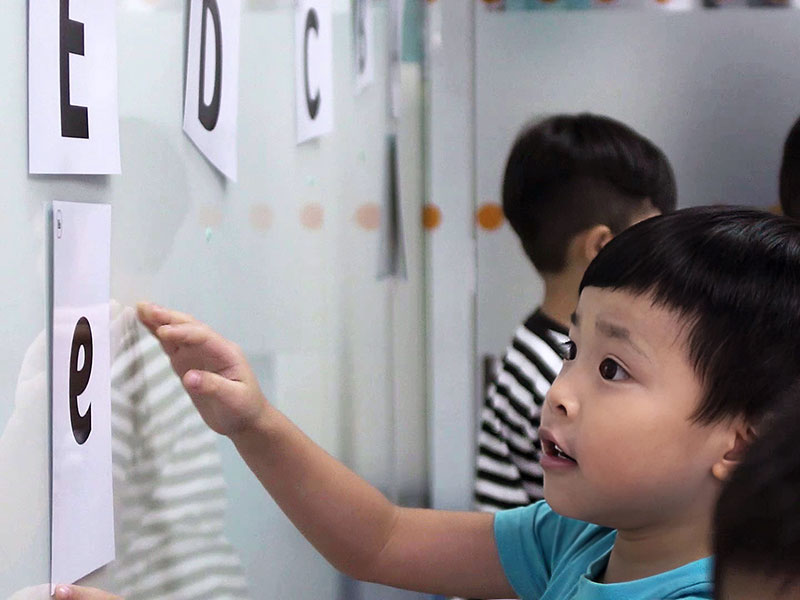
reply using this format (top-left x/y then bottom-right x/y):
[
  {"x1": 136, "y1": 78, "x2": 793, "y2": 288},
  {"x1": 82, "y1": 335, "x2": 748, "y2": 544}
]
[{"x1": 50, "y1": 201, "x2": 114, "y2": 591}]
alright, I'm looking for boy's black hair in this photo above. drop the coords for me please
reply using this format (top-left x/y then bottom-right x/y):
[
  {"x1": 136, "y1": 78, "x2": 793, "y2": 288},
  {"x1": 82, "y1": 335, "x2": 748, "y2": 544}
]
[
  {"x1": 780, "y1": 115, "x2": 800, "y2": 219},
  {"x1": 581, "y1": 206, "x2": 800, "y2": 424},
  {"x1": 502, "y1": 113, "x2": 677, "y2": 274},
  {"x1": 713, "y1": 382, "x2": 800, "y2": 595}
]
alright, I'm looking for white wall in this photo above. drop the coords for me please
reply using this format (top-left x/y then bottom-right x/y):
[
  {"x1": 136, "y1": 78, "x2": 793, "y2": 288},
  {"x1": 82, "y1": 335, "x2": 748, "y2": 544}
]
[{"x1": 0, "y1": 2, "x2": 427, "y2": 598}]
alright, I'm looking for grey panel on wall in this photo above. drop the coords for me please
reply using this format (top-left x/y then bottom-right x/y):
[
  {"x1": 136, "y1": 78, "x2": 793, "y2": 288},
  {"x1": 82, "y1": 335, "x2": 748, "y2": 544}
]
[{"x1": 475, "y1": 9, "x2": 800, "y2": 357}]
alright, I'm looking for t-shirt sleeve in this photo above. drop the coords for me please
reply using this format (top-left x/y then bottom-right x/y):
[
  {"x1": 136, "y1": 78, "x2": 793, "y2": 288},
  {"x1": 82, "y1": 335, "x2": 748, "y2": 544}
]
[{"x1": 493, "y1": 501, "x2": 569, "y2": 599}]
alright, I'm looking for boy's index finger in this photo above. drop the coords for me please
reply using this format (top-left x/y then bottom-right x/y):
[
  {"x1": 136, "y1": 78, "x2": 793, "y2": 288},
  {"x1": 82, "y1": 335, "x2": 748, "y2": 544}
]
[
  {"x1": 156, "y1": 321, "x2": 243, "y2": 374},
  {"x1": 137, "y1": 302, "x2": 196, "y2": 330},
  {"x1": 157, "y1": 322, "x2": 212, "y2": 346},
  {"x1": 55, "y1": 584, "x2": 123, "y2": 600}
]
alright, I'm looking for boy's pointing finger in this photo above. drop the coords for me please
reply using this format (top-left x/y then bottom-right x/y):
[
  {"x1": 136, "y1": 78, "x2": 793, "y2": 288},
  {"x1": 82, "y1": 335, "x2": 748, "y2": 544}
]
[
  {"x1": 154, "y1": 321, "x2": 244, "y2": 373},
  {"x1": 184, "y1": 369, "x2": 233, "y2": 397},
  {"x1": 137, "y1": 302, "x2": 196, "y2": 331},
  {"x1": 54, "y1": 584, "x2": 123, "y2": 600},
  {"x1": 156, "y1": 322, "x2": 212, "y2": 347}
]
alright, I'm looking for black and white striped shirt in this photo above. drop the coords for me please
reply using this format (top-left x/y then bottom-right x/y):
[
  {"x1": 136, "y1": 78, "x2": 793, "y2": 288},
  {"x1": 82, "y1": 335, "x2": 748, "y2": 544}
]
[
  {"x1": 3, "y1": 306, "x2": 250, "y2": 600},
  {"x1": 474, "y1": 310, "x2": 569, "y2": 512},
  {"x1": 109, "y1": 305, "x2": 250, "y2": 599}
]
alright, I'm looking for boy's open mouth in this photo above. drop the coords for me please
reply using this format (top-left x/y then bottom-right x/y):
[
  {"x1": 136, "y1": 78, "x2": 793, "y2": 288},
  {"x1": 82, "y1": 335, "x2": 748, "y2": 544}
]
[{"x1": 542, "y1": 438, "x2": 578, "y2": 464}]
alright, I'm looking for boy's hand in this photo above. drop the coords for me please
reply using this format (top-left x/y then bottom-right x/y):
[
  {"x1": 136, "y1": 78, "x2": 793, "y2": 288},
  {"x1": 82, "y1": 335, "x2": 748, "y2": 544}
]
[
  {"x1": 137, "y1": 302, "x2": 269, "y2": 437},
  {"x1": 54, "y1": 585, "x2": 122, "y2": 600}
]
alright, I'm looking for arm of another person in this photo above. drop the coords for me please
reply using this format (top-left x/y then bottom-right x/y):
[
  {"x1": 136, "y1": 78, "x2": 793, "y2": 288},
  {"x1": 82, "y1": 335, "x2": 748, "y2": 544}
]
[{"x1": 137, "y1": 303, "x2": 517, "y2": 599}]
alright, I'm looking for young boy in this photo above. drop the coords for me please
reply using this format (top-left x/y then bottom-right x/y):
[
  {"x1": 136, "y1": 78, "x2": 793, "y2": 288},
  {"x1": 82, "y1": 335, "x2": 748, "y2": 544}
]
[
  {"x1": 713, "y1": 383, "x2": 800, "y2": 600},
  {"x1": 126, "y1": 206, "x2": 800, "y2": 599},
  {"x1": 476, "y1": 113, "x2": 676, "y2": 511}
]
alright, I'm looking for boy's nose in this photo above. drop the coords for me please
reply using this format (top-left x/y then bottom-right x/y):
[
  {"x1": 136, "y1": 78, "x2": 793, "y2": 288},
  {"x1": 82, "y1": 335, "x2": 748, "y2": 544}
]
[{"x1": 544, "y1": 375, "x2": 579, "y2": 418}]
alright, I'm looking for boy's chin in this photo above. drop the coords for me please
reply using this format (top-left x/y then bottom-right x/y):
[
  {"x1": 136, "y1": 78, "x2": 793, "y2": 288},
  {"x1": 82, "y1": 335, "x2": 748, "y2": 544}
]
[
  {"x1": 544, "y1": 487, "x2": 589, "y2": 521},
  {"x1": 544, "y1": 487, "x2": 615, "y2": 527}
]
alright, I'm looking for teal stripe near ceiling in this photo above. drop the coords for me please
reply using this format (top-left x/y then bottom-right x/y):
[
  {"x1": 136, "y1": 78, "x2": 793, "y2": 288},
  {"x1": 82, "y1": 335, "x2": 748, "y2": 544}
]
[{"x1": 402, "y1": 0, "x2": 424, "y2": 63}]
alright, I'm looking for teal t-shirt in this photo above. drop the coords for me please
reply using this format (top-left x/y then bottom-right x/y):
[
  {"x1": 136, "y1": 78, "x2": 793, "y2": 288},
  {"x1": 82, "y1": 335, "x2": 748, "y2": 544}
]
[{"x1": 494, "y1": 501, "x2": 713, "y2": 600}]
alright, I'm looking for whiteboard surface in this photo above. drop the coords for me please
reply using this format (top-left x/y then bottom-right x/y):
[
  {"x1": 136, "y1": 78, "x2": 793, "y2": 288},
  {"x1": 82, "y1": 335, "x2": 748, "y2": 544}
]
[{"x1": 0, "y1": 2, "x2": 427, "y2": 598}]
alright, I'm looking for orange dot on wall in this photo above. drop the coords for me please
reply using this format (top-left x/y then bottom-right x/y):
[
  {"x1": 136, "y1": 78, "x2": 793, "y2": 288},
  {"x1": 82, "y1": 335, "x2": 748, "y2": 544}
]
[
  {"x1": 198, "y1": 205, "x2": 224, "y2": 228},
  {"x1": 300, "y1": 203, "x2": 324, "y2": 230},
  {"x1": 476, "y1": 203, "x2": 505, "y2": 231},
  {"x1": 355, "y1": 203, "x2": 381, "y2": 231},
  {"x1": 423, "y1": 204, "x2": 442, "y2": 231},
  {"x1": 250, "y1": 204, "x2": 274, "y2": 232}
]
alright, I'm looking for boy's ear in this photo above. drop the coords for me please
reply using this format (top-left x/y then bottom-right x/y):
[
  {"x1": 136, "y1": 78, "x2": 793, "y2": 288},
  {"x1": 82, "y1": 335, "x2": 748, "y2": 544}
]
[
  {"x1": 711, "y1": 424, "x2": 757, "y2": 482},
  {"x1": 581, "y1": 225, "x2": 614, "y2": 263}
]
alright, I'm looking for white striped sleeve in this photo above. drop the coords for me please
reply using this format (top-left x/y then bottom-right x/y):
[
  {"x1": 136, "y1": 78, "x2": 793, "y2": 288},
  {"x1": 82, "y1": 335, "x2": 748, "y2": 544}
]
[{"x1": 111, "y1": 311, "x2": 250, "y2": 599}]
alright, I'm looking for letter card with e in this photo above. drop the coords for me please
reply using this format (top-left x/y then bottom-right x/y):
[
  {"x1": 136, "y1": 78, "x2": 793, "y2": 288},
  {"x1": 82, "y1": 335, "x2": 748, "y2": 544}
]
[
  {"x1": 50, "y1": 201, "x2": 114, "y2": 590},
  {"x1": 28, "y1": 0, "x2": 120, "y2": 174}
]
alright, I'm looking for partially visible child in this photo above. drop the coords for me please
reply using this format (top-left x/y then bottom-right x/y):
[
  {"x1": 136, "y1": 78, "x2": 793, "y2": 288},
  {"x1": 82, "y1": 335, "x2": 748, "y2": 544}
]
[
  {"x1": 476, "y1": 113, "x2": 676, "y2": 511},
  {"x1": 713, "y1": 383, "x2": 800, "y2": 600},
  {"x1": 129, "y1": 206, "x2": 800, "y2": 599},
  {"x1": 780, "y1": 115, "x2": 800, "y2": 219}
]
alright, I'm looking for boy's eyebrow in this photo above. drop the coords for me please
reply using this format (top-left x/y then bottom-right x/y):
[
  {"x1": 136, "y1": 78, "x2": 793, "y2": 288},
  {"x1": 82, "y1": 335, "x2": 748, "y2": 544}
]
[{"x1": 595, "y1": 319, "x2": 651, "y2": 361}]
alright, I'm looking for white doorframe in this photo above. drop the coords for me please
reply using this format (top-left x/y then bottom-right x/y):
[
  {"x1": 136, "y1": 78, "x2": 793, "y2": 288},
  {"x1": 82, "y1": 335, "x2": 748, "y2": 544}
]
[{"x1": 424, "y1": 0, "x2": 478, "y2": 511}]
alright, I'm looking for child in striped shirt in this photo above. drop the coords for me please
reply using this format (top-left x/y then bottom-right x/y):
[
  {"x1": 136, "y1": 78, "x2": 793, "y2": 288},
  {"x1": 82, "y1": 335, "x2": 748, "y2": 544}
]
[{"x1": 476, "y1": 113, "x2": 676, "y2": 512}]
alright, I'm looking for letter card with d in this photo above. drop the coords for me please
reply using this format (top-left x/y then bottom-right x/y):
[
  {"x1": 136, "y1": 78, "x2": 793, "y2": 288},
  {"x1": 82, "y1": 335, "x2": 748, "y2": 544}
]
[
  {"x1": 183, "y1": 0, "x2": 242, "y2": 181},
  {"x1": 50, "y1": 201, "x2": 114, "y2": 591}
]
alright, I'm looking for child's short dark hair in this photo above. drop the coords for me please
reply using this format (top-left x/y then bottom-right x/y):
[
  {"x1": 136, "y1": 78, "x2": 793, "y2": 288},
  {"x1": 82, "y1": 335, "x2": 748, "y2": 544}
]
[
  {"x1": 502, "y1": 113, "x2": 677, "y2": 274},
  {"x1": 780, "y1": 115, "x2": 800, "y2": 219},
  {"x1": 713, "y1": 383, "x2": 800, "y2": 596},
  {"x1": 581, "y1": 206, "x2": 800, "y2": 424}
]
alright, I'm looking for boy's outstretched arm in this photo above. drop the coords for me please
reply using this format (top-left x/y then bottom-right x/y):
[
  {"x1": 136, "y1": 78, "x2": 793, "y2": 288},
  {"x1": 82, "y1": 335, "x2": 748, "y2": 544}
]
[{"x1": 137, "y1": 303, "x2": 516, "y2": 599}]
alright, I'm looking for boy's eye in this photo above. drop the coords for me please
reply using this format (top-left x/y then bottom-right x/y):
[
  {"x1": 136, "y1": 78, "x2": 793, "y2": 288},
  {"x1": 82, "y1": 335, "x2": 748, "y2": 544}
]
[
  {"x1": 599, "y1": 358, "x2": 630, "y2": 381},
  {"x1": 559, "y1": 340, "x2": 577, "y2": 361}
]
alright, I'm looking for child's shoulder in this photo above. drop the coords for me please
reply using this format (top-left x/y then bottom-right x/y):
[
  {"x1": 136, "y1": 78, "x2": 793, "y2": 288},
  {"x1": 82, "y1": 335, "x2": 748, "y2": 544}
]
[
  {"x1": 496, "y1": 500, "x2": 614, "y2": 561},
  {"x1": 494, "y1": 501, "x2": 616, "y2": 596},
  {"x1": 494, "y1": 502, "x2": 713, "y2": 600}
]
